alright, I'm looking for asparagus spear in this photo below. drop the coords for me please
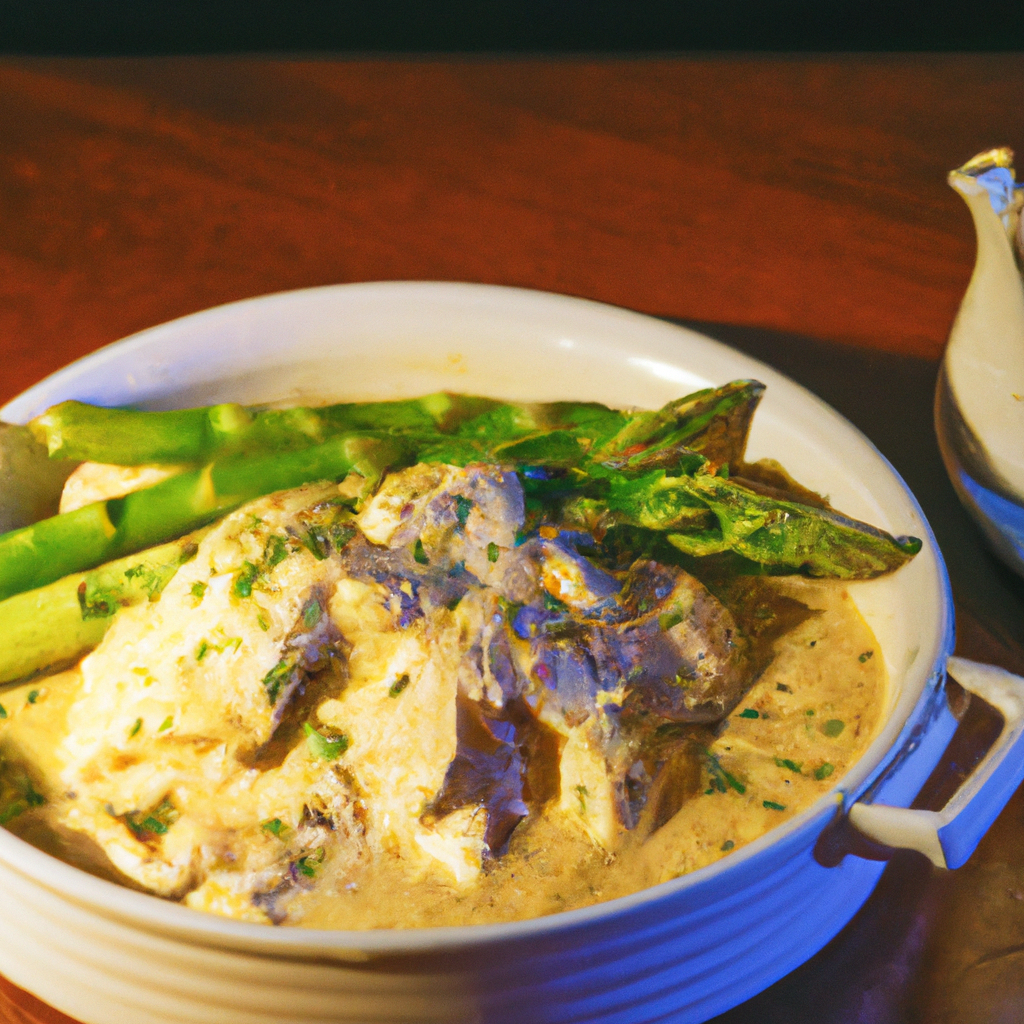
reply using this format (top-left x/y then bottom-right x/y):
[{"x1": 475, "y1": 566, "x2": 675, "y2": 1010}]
[
  {"x1": 29, "y1": 393, "x2": 500, "y2": 465},
  {"x1": 589, "y1": 380, "x2": 764, "y2": 472},
  {"x1": 0, "y1": 533, "x2": 205, "y2": 685},
  {"x1": 0, "y1": 433, "x2": 407, "y2": 601},
  {"x1": 28, "y1": 383, "x2": 755, "y2": 471}
]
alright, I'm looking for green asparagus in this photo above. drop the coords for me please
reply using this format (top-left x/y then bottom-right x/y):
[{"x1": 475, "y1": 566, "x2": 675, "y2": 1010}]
[
  {"x1": 0, "y1": 433, "x2": 407, "y2": 600},
  {"x1": 0, "y1": 532, "x2": 205, "y2": 685},
  {"x1": 30, "y1": 393, "x2": 501, "y2": 465},
  {"x1": 2, "y1": 381, "x2": 922, "y2": 607}
]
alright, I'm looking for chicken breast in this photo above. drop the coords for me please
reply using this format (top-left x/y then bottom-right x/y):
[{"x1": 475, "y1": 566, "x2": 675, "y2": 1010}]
[
  {"x1": 57, "y1": 481, "x2": 358, "y2": 902},
  {"x1": 47, "y1": 462, "x2": 758, "y2": 919}
]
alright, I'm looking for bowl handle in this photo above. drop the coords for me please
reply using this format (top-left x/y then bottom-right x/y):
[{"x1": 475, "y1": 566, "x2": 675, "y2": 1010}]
[{"x1": 848, "y1": 656, "x2": 1024, "y2": 869}]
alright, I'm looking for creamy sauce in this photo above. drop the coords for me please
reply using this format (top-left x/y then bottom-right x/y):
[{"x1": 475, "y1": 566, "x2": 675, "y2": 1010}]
[
  {"x1": 0, "y1": 574, "x2": 883, "y2": 929},
  {"x1": 291, "y1": 579, "x2": 885, "y2": 928}
]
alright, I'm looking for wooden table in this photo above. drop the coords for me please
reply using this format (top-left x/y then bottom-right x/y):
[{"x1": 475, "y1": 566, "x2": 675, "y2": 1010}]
[{"x1": 2, "y1": 54, "x2": 1024, "y2": 1024}]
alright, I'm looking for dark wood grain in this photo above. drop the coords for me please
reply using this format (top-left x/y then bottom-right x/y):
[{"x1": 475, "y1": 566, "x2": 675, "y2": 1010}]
[{"x1": 2, "y1": 54, "x2": 1024, "y2": 1024}]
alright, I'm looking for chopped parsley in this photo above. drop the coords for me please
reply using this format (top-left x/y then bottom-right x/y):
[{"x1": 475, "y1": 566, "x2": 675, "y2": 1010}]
[
  {"x1": 763, "y1": 800, "x2": 786, "y2": 811},
  {"x1": 814, "y1": 762, "x2": 835, "y2": 781},
  {"x1": 487, "y1": 541, "x2": 500, "y2": 563},
  {"x1": 123, "y1": 562, "x2": 163, "y2": 597},
  {"x1": 575, "y1": 784, "x2": 589, "y2": 815},
  {"x1": 453, "y1": 494, "x2": 473, "y2": 528},
  {"x1": 190, "y1": 581, "x2": 207, "y2": 601},
  {"x1": 301, "y1": 526, "x2": 330, "y2": 561},
  {"x1": 721, "y1": 840, "x2": 735, "y2": 851},
  {"x1": 262, "y1": 658, "x2": 295, "y2": 705},
  {"x1": 413, "y1": 538, "x2": 429, "y2": 564},
  {"x1": 129, "y1": 718, "x2": 143, "y2": 738},
  {"x1": 303, "y1": 722, "x2": 349, "y2": 760},
  {"x1": 196, "y1": 634, "x2": 242, "y2": 661},
  {"x1": 26, "y1": 690, "x2": 39, "y2": 705},
  {"x1": 264, "y1": 534, "x2": 290, "y2": 568},
  {"x1": 261, "y1": 817, "x2": 289, "y2": 839},
  {"x1": 0, "y1": 777, "x2": 45, "y2": 826},
  {"x1": 232, "y1": 560, "x2": 260, "y2": 599},
  {"x1": 776, "y1": 683, "x2": 792, "y2": 694},
  {"x1": 702, "y1": 750, "x2": 746, "y2": 795},
  {"x1": 295, "y1": 846, "x2": 325, "y2": 878},
  {"x1": 157, "y1": 716, "x2": 173, "y2": 732},
  {"x1": 859, "y1": 650, "x2": 874, "y2": 663},
  {"x1": 388, "y1": 674, "x2": 410, "y2": 698},
  {"x1": 774, "y1": 757, "x2": 803, "y2": 774},
  {"x1": 822, "y1": 719, "x2": 846, "y2": 738},
  {"x1": 302, "y1": 600, "x2": 323, "y2": 629},
  {"x1": 122, "y1": 798, "x2": 179, "y2": 842},
  {"x1": 0, "y1": 704, "x2": 6, "y2": 719},
  {"x1": 805, "y1": 709, "x2": 815, "y2": 716},
  {"x1": 738, "y1": 708, "x2": 759, "y2": 719},
  {"x1": 256, "y1": 612, "x2": 269, "y2": 632},
  {"x1": 76, "y1": 579, "x2": 118, "y2": 620}
]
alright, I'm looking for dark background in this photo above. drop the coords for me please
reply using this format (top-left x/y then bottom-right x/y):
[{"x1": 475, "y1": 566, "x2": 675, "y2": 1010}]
[{"x1": 1, "y1": 0, "x2": 1023, "y2": 55}]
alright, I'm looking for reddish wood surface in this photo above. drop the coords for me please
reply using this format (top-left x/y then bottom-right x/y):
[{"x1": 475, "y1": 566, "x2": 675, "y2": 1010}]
[
  {"x1": 0, "y1": 52, "x2": 1022, "y2": 407},
  {"x1": 2, "y1": 55, "x2": 1024, "y2": 1024}
]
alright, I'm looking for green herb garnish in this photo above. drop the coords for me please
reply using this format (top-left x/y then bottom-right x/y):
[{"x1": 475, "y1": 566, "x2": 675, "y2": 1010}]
[
  {"x1": 763, "y1": 800, "x2": 786, "y2": 811},
  {"x1": 196, "y1": 633, "x2": 242, "y2": 661},
  {"x1": 303, "y1": 722, "x2": 349, "y2": 760},
  {"x1": 453, "y1": 495, "x2": 473, "y2": 528},
  {"x1": 26, "y1": 690, "x2": 39, "y2": 705},
  {"x1": 129, "y1": 718, "x2": 142, "y2": 738},
  {"x1": 738, "y1": 708, "x2": 759, "y2": 719},
  {"x1": 232, "y1": 560, "x2": 260, "y2": 599},
  {"x1": 262, "y1": 658, "x2": 294, "y2": 705},
  {"x1": 302, "y1": 600, "x2": 322, "y2": 629},
  {"x1": 814, "y1": 762, "x2": 835, "y2": 781},
  {"x1": 575, "y1": 784, "x2": 589, "y2": 815},
  {"x1": 487, "y1": 541, "x2": 500, "y2": 563},
  {"x1": 822, "y1": 719, "x2": 846, "y2": 737},
  {"x1": 702, "y1": 750, "x2": 746, "y2": 795},
  {"x1": 388, "y1": 674, "x2": 410, "y2": 698},
  {"x1": 157, "y1": 716, "x2": 173, "y2": 732},
  {"x1": 122, "y1": 562, "x2": 166, "y2": 597},
  {"x1": 122, "y1": 798, "x2": 178, "y2": 842},
  {"x1": 264, "y1": 534, "x2": 290, "y2": 568},
  {"x1": 413, "y1": 538, "x2": 429, "y2": 565},
  {"x1": 858, "y1": 650, "x2": 874, "y2": 663},
  {"x1": 295, "y1": 846, "x2": 325, "y2": 878},
  {"x1": 261, "y1": 817, "x2": 289, "y2": 838},
  {"x1": 302, "y1": 527, "x2": 330, "y2": 561},
  {"x1": 721, "y1": 839, "x2": 735, "y2": 851},
  {"x1": 774, "y1": 757, "x2": 802, "y2": 774},
  {"x1": 190, "y1": 581, "x2": 207, "y2": 601}
]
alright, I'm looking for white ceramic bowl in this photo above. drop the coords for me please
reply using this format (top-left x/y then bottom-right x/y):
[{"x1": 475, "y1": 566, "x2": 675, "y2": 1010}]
[{"x1": 0, "y1": 282, "x2": 1019, "y2": 1024}]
